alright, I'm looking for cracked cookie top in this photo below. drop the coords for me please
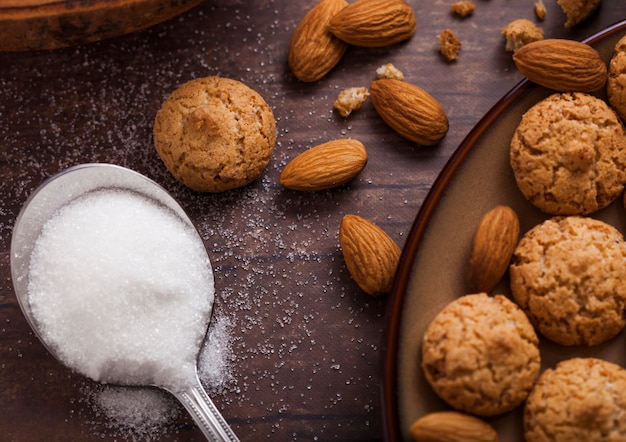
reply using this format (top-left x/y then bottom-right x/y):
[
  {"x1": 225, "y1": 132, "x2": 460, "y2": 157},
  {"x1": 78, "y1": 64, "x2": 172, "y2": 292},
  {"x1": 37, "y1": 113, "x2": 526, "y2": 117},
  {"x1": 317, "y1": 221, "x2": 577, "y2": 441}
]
[
  {"x1": 510, "y1": 216, "x2": 626, "y2": 346},
  {"x1": 510, "y1": 92, "x2": 626, "y2": 215},
  {"x1": 153, "y1": 76, "x2": 276, "y2": 192},
  {"x1": 524, "y1": 358, "x2": 626, "y2": 441},
  {"x1": 421, "y1": 293, "x2": 540, "y2": 417}
]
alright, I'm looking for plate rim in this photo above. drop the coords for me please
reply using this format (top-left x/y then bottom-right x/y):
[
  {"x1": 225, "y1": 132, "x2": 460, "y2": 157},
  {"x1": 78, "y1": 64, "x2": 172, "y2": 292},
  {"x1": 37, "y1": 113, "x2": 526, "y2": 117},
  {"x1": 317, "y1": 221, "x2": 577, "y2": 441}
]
[{"x1": 380, "y1": 18, "x2": 626, "y2": 442}]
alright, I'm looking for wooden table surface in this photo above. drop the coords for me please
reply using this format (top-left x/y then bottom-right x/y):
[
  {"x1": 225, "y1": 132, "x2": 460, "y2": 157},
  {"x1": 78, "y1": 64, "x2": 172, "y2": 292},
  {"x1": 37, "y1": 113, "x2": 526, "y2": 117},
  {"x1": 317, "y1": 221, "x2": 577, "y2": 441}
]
[{"x1": 1, "y1": 1, "x2": 625, "y2": 441}]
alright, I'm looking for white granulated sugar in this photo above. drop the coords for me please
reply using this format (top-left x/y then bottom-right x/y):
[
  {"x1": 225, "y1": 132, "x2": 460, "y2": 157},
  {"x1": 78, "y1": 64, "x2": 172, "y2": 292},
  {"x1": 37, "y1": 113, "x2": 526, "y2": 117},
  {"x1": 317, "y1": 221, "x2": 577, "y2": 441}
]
[
  {"x1": 198, "y1": 308, "x2": 237, "y2": 395},
  {"x1": 28, "y1": 189, "x2": 214, "y2": 391},
  {"x1": 85, "y1": 310, "x2": 236, "y2": 438},
  {"x1": 90, "y1": 386, "x2": 181, "y2": 440}
]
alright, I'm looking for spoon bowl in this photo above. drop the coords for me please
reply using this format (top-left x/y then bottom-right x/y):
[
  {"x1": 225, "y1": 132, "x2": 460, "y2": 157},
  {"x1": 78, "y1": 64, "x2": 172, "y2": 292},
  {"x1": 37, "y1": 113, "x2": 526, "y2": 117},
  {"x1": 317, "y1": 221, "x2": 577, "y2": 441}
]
[{"x1": 11, "y1": 163, "x2": 239, "y2": 441}]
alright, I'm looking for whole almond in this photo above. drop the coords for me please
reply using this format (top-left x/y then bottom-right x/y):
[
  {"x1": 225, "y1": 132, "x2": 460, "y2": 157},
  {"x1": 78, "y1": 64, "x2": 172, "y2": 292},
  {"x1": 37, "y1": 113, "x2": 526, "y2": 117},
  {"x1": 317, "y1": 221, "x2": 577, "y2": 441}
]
[
  {"x1": 280, "y1": 139, "x2": 367, "y2": 191},
  {"x1": 513, "y1": 38, "x2": 607, "y2": 92},
  {"x1": 409, "y1": 411, "x2": 499, "y2": 442},
  {"x1": 327, "y1": 0, "x2": 416, "y2": 47},
  {"x1": 370, "y1": 79, "x2": 449, "y2": 146},
  {"x1": 466, "y1": 205, "x2": 520, "y2": 293},
  {"x1": 339, "y1": 214, "x2": 401, "y2": 296},
  {"x1": 288, "y1": 0, "x2": 349, "y2": 82}
]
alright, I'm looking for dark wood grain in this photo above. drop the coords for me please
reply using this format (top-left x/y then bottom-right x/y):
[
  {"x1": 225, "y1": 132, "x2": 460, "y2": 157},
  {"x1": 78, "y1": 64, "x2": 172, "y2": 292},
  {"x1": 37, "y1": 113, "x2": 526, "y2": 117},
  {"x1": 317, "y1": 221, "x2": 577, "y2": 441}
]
[{"x1": 0, "y1": 1, "x2": 625, "y2": 441}]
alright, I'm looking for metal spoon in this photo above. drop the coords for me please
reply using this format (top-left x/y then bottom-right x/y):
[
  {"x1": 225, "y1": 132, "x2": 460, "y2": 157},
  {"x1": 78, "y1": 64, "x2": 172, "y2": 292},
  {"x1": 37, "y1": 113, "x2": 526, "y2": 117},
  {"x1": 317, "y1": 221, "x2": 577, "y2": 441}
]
[{"x1": 10, "y1": 163, "x2": 239, "y2": 442}]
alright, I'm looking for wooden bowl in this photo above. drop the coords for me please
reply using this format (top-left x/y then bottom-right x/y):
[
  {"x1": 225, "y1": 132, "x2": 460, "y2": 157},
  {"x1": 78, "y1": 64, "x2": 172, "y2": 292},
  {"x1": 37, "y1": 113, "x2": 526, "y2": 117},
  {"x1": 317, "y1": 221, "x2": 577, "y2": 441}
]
[{"x1": 0, "y1": 0, "x2": 204, "y2": 51}]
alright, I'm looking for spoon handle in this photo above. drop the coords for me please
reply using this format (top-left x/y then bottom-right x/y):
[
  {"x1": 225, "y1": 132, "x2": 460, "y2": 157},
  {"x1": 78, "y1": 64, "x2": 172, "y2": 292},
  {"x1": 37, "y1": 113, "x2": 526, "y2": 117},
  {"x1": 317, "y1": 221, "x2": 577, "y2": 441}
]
[{"x1": 173, "y1": 376, "x2": 240, "y2": 441}]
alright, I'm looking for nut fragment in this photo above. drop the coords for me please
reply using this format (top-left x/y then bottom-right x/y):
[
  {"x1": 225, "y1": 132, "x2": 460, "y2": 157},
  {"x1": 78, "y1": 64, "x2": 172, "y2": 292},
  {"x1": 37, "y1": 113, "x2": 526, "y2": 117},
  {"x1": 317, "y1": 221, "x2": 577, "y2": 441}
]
[
  {"x1": 466, "y1": 205, "x2": 520, "y2": 293},
  {"x1": 557, "y1": 0, "x2": 601, "y2": 28},
  {"x1": 339, "y1": 214, "x2": 401, "y2": 296},
  {"x1": 288, "y1": 0, "x2": 349, "y2": 82},
  {"x1": 280, "y1": 139, "x2": 367, "y2": 191},
  {"x1": 534, "y1": 0, "x2": 547, "y2": 20},
  {"x1": 409, "y1": 411, "x2": 499, "y2": 442},
  {"x1": 513, "y1": 38, "x2": 607, "y2": 92},
  {"x1": 327, "y1": 0, "x2": 416, "y2": 47},
  {"x1": 439, "y1": 28, "x2": 461, "y2": 61},
  {"x1": 333, "y1": 87, "x2": 370, "y2": 117},
  {"x1": 502, "y1": 19, "x2": 544, "y2": 53},
  {"x1": 451, "y1": 1, "x2": 475, "y2": 18},
  {"x1": 376, "y1": 63, "x2": 404, "y2": 80},
  {"x1": 370, "y1": 79, "x2": 448, "y2": 146}
]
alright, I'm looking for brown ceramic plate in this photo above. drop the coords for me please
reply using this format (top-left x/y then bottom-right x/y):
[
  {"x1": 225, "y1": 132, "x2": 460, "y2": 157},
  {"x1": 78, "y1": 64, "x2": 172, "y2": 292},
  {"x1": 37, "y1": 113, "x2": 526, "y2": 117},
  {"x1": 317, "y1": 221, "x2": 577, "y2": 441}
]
[
  {"x1": 0, "y1": 0, "x2": 203, "y2": 51},
  {"x1": 382, "y1": 19, "x2": 626, "y2": 442}
]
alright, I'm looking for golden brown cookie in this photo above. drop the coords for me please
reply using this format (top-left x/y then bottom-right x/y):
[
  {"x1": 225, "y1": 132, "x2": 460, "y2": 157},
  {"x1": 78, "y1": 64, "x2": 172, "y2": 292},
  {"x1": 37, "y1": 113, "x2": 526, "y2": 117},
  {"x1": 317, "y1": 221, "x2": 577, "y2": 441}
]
[
  {"x1": 421, "y1": 293, "x2": 540, "y2": 417},
  {"x1": 608, "y1": 34, "x2": 626, "y2": 123},
  {"x1": 153, "y1": 76, "x2": 276, "y2": 192},
  {"x1": 524, "y1": 358, "x2": 626, "y2": 441},
  {"x1": 510, "y1": 92, "x2": 626, "y2": 215},
  {"x1": 510, "y1": 216, "x2": 626, "y2": 346}
]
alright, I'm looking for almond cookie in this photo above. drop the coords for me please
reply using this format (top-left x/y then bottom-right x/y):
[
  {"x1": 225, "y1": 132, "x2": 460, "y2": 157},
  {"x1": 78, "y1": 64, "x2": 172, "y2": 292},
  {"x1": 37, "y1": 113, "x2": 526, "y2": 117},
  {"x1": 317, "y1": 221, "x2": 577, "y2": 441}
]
[
  {"x1": 608, "y1": 34, "x2": 626, "y2": 123},
  {"x1": 421, "y1": 293, "x2": 540, "y2": 417},
  {"x1": 525, "y1": 358, "x2": 626, "y2": 441},
  {"x1": 510, "y1": 216, "x2": 626, "y2": 346},
  {"x1": 153, "y1": 76, "x2": 276, "y2": 192},
  {"x1": 510, "y1": 92, "x2": 626, "y2": 215}
]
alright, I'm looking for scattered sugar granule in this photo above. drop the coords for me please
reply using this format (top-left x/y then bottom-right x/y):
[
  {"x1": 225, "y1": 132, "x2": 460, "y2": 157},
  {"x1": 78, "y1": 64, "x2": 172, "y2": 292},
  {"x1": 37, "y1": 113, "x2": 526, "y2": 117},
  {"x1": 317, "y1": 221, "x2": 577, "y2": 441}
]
[
  {"x1": 91, "y1": 387, "x2": 181, "y2": 439},
  {"x1": 333, "y1": 87, "x2": 370, "y2": 118},
  {"x1": 502, "y1": 19, "x2": 544, "y2": 52},
  {"x1": 376, "y1": 63, "x2": 404, "y2": 81},
  {"x1": 439, "y1": 29, "x2": 462, "y2": 62},
  {"x1": 451, "y1": 1, "x2": 475, "y2": 18},
  {"x1": 198, "y1": 310, "x2": 236, "y2": 396},
  {"x1": 534, "y1": 0, "x2": 547, "y2": 20}
]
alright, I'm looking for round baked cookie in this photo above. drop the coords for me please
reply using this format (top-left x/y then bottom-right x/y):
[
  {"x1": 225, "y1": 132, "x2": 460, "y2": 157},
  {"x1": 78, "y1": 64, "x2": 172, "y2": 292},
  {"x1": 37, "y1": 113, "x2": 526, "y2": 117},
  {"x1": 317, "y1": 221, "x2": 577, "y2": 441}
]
[
  {"x1": 608, "y1": 34, "x2": 626, "y2": 123},
  {"x1": 153, "y1": 76, "x2": 276, "y2": 192},
  {"x1": 421, "y1": 293, "x2": 540, "y2": 417},
  {"x1": 510, "y1": 92, "x2": 626, "y2": 215},
  {"x1": 525, "y1": 358, "x2": 626, "y2": 441},
  {"x1": 510, "y1": 216, "x2": 626, "y2": 346}
]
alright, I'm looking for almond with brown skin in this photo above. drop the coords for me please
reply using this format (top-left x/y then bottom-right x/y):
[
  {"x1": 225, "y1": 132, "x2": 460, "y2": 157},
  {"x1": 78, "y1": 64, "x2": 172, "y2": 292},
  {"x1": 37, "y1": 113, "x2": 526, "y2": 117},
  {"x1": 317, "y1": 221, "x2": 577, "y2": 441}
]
[
  {"x1": 466, "y1": 205, "x2": 520, "y2": 293},
  {"x1": 288, "y1": 0, "x2": 349, "y2": 82},
  {"x1": 370, "y1": 79, "x2": 449, "y2": 146},
  {"x1": 339, "y1": 214, "x2": 401, "y2": 296},
  {"x1": 409, "y1": 411, "x2": 499, "y2": 442},
  {"x1": 327, "y1": 0, "x2": 416, "y2": 47},
  {"x1": 513, "y1": 38, "x2": 607, "y2": 92},
  {"x1": 280, "y1": 139, "x2": 367, "y2": 191}
]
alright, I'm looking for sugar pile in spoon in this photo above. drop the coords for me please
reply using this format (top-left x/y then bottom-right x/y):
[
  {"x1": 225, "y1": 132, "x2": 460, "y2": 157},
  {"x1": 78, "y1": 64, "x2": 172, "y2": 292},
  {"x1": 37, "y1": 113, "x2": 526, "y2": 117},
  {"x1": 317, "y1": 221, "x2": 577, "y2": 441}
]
[{"x1": 27, "y1": 188, "x2": 214, "y2": 391}]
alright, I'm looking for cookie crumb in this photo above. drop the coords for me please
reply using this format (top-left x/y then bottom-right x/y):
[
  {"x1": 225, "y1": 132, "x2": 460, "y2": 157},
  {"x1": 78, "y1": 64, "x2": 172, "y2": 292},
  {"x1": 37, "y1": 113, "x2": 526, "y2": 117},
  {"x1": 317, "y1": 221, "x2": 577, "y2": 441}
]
[
  {"x1": 451, "y1": 1, "x2": 475, "y2": 18},
  {"x1": 557, "y1": 0, "x2": 602, "y2": 28},
  {"x1": 375, "y1": 63, "x2": 404, "y2": 80},
  {"x1": 502, "y1": 19, "x2": 544, "y2": 52},
  {"x1": 333, "y1": 87, "x2": 370, "y2": 118},
  {"x1": 439, "y1": 29, "x2": 462, "y2": 61},
  {"x1": 534, "y1": 0, "x2": 547, "y2": 20}
]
